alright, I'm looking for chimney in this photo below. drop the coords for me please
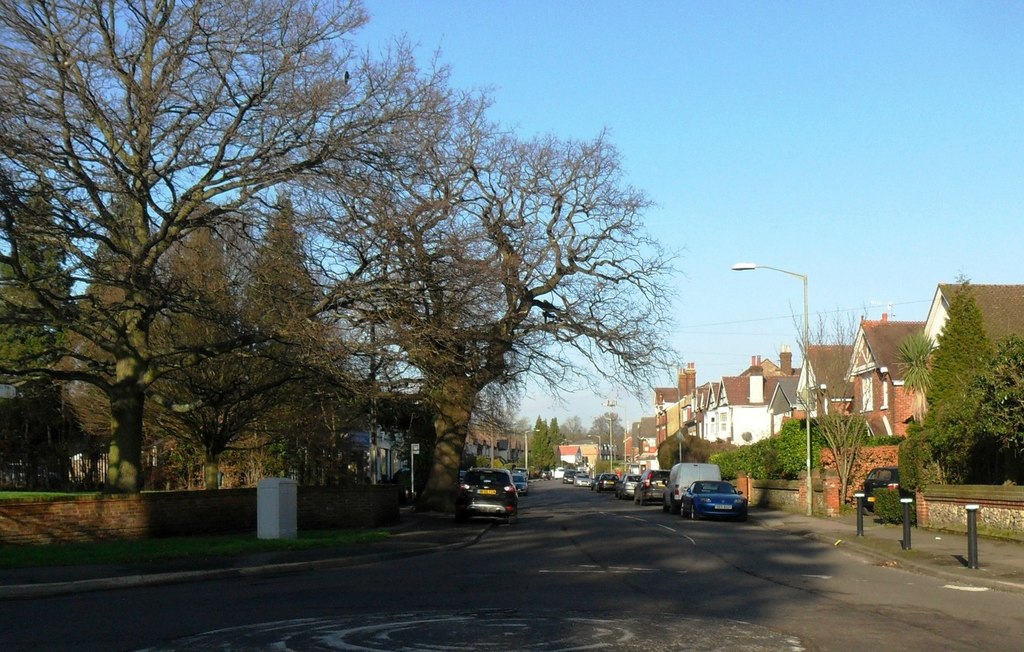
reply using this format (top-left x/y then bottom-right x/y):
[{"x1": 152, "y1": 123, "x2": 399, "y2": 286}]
[
  {"x1": 780, "y1": 345, "x2": 793, "y2": 375},
  {"x1": 751, "y1": 355, "x2": 757, "y2": 367},
  {"x1": 749, "y1": 372, "x2": 764, "y2": 403},
  {"x1": 882, "y1": 312, "x2": 889, "y2": 323},
  {"x1": 681, "y1": 362, "x2": 697, "y2": 396}
]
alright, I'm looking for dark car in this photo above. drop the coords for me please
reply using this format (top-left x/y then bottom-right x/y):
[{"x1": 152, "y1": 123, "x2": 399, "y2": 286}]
[
  {"x1": 634, "y1": 469, "x2": 670, "y2": 506},
  {"x1": 511, "y1": 471, "x2": 529, "y2": 496},
  {"x1": 616, "y1": 473, "x2": 641, "y2": 500},
  {"x1": 681, "y1": 480, "x2": 748, "y2": 521},
  {"x1": 455, "y1": 468, "x2": 519, "y2": 524},
  {"x1": 594, "y1": 473, "x2": 619, "y2": 493},
  {"x1": 862, "y1": 466, "x2": 900, "y2": 511},
  {"x1": 562, "y1": 469, "x2": 578, "y2": 484}
]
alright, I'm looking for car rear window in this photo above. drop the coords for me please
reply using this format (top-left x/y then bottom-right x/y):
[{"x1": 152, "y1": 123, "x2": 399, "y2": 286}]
[{"x1": 464, "y1": 471, "x2": 507, "y2": 486}]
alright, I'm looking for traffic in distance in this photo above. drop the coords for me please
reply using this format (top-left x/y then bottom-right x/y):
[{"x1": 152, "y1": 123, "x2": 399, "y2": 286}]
[{"x1": 455, "y1": 462, "x2": 746, "y2": 524}]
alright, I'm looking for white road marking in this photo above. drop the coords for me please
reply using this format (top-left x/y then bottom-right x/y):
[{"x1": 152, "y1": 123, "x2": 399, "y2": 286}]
[{"x1": 943, "y1": 585, "x2": 990, "y2": 592}]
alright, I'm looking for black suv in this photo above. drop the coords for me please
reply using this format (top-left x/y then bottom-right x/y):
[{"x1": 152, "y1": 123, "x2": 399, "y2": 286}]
[
  {"x1": 862, "y1": 466, "x2": 900, "y2": 511},
  {"x1": 634, "y1": 469, "x2": 670, "y2": 505},
  {"x1": 455, "y1": 468, "x2": 519, "y2": 524}
]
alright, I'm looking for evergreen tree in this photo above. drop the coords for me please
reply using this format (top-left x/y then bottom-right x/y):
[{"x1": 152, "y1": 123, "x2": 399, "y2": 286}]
[
  {"x1": 924, "y1": 281, "x2": 992, "y2": 483},
  {"x1": 974, "y1": 335, "x2": 1024, "y2": 483}
]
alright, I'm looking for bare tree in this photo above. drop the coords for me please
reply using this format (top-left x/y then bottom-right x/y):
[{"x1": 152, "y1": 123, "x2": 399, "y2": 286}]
[
  {"x1": 809, "y1": 310, "x2": 863, "y2": 501},
  {"x1": 0, "y1": 0, "x2": 428, "y2": 491},
  {"x1": 318, "y1": 80, "x2": 679, "y2": 510}
]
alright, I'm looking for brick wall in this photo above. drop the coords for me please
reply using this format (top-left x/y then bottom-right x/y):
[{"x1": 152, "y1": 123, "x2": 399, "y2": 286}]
[
  {"x1": 821, "y1": 445, "x2": 899, "y2": 503},
  {"x1": 0, "y1": 484, "x2": 400, "y2": 545}
]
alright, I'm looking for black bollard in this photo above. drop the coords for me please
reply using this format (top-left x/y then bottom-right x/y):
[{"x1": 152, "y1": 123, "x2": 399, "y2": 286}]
[
  {"x1": 855, "y1": 492, "x2": 865, "y2": 536},
  {"x1": 900, "y1": 498, "x2": 913, "y2": 550},
  {"x1": 966, "y1": 504, "x2": 980, "y2": 569}
]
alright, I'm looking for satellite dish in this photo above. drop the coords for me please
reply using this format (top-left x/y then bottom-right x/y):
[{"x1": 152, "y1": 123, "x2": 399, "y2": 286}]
[{"x1": 0, "y1": 384, "x2": 16, "y2": 399}]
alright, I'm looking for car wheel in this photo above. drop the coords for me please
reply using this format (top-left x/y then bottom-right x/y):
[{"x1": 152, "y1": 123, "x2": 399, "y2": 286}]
[{"x1": 689, "y1": 504, "x2": 699, "y2": 520}]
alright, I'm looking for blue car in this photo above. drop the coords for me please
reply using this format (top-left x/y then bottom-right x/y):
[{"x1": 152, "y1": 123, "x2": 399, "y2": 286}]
[{"x1": 681, "y1": 481, "x2": 748, "y2": 521}]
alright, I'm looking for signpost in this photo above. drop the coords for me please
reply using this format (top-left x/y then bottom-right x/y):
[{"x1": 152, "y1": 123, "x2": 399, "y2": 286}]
[{"x1": 411, "y1": 443, "x2": 420, "y2": 500}]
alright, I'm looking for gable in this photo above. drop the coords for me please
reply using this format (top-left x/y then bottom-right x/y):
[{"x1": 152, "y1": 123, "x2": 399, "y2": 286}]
[{"x1": 929, "y1": 283, "x2": 1024, "y2": 344}]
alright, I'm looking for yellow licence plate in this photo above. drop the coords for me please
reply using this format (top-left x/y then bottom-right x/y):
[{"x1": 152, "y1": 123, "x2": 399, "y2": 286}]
[{"x1": 479, "y1": 489, "x2": 497, "y2": 495}]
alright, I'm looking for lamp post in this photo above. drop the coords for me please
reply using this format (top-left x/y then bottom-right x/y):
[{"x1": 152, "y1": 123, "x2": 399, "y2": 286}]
[
  {"x1": 604, "y1": 399, "x2": 618, "y2": 473},
  {"x1": 732, "y1": 262, "x2": 813, "y2": 516}
]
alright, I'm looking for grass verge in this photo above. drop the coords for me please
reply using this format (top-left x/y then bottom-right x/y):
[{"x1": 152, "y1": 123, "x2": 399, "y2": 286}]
[{"x1": 0, "y1": 529, "x2": 390, "y2": 569}]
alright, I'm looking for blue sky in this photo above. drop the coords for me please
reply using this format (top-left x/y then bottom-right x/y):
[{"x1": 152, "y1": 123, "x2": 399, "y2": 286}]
[{"x1": 355, "y1": 2, "x2": 1024, "y2": 430}]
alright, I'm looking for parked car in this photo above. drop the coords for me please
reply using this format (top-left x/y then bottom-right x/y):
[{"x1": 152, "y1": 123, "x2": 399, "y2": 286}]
[
  {"x1": 616, "y1": 474, "x2": 641, "y2": 500},
  {"x1": 634, "y1": 469, "x2": 670, "y2": 505},
  {"x1": 681, "y1": 480, "x2": 748, "y2": 521},
  {"x1": 862, "y1": 466, "x2": 901, "y2": 511},
  {"x1": 562, "y1": 469, "x2": 578, "y2": 484},
  {"x1": 574, "y1": 473, "x2": 593, "y2": 488},
  {"x1": 594, "y1": 473, "x2": 619, "y2": 493},
  {"x1": 511, "y1": 471, "x2": 529, "y2": 496},
  {"x1": 664, "y1": 463, "x2": 721, "y2": 514},
  {"x1": 454, "y1": 468, "x2": 518, "y2": 524},
  {"x1": 553, "y1": 467, "x2": 566, "y2": 480}
]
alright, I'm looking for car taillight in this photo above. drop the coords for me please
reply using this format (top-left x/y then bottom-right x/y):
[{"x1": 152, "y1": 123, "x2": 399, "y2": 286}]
[
  {"x1": 504, "y1": 484, "x2": 516, "y2": 494},
  {"x1": 459, "y1": 483, "x2": 470, "y2": 491},
  {"x1": 887, "y1": 482, "x2": 899, "y2": 490}
]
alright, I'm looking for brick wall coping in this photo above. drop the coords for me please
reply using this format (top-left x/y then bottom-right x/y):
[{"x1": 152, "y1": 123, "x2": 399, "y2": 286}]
[{"x1": 922, "y1": 484, "x2": 1024, "y2": 503}]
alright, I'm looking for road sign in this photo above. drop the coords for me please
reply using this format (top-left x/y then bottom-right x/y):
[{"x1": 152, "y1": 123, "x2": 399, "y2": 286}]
[
  {"x1": 0, "y1": 384, "x2": 16, "y2": 399},
  {"x1": 411, "y1": 443, "x2": 420, "y2": 454}
]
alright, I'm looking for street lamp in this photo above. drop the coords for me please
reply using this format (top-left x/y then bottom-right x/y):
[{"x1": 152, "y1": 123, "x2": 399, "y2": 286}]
[
  {"x1": 732, "y1": 262, "x2": 813, "y2": 516},
  {"x1": 604, "y1": 399, "x2": 618, "y2": 473}
]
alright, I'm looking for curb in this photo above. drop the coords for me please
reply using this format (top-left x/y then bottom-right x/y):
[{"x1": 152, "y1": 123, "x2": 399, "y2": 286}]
[{"x1": 0, "y1": 521, "x2": 492, "y2": 601}]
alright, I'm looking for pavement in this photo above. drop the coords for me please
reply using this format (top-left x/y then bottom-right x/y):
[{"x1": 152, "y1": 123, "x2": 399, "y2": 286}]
[{"x1": 2, "y1": 505, "x2": 1024, "y2": 600}]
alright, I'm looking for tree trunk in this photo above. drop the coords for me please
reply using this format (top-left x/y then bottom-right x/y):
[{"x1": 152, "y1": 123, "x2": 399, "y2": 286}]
[
  {"x1": 417, "y1": 378, "x2": 476, "y2": 513},
  {"x1": 204, "y1": 453, "x2": 221, "y2": 490},
  {"x1": 106, "y1": 384, "x2": 146, "y2": 493}
]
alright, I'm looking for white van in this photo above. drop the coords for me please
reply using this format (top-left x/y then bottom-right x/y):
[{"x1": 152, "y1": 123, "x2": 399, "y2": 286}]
[
  {"x1": 663, "y1": 462, "x2": 722, "y2": 514},
  {"x1": 552, "y1": 467, "x2": 565, "y2": 479}
]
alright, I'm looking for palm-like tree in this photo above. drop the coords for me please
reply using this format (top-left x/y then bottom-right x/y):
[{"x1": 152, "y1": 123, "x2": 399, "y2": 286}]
[{"x1": 898, "y1": 331, "x2": 935, "y2": 423}]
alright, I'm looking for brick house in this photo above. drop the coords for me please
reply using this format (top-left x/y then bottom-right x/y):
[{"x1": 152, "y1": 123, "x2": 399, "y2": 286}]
[
  {"x1": 849, "y1": 313, "x2": 924, "y2": 437},
  {"x1": 652, "y1": 364, "x2": 698, "y2": 446}
]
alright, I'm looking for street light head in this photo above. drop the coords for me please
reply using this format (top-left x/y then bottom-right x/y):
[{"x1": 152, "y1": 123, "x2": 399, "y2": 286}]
[{"x1": 731, "y1": 262, "x2": 758, "y2": 271}]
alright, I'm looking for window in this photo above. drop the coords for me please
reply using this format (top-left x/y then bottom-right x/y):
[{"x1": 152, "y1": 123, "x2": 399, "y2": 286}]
[
  {"x1": 881, "y1": 376, "x2": 889, "y2": 410},
  {"x1": 862, "y1": 376, "x2": 874, "y2": 412}
]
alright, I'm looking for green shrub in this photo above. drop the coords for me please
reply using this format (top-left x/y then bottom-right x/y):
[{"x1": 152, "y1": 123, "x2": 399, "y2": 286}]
[{"x1": 872, "y1": 489, "x2": 916, "y2": 525}]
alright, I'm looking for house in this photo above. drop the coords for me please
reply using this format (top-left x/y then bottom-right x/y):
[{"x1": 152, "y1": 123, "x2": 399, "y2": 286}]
[
  {"x1": 848, "y1": 313, "x2": 924, "y2": 437},
  {"x1": 557, "y1": 445, "x2": 583, "y2": 468},
  {"x1": 767, "y1": 375, "x2": 800, "y2": 435},
  {"x1": 653, "y1": 364, "x2": 699, "y2": 445},
  {"x1": 924, "y1": 283, "x2": 1024, "y2": 345},
  {"x1": 805, "y1": 344, "x2": 855, "y2": 416},
  {"x1": 715, "y1": 355, "x2": 796, "y2": 444}
]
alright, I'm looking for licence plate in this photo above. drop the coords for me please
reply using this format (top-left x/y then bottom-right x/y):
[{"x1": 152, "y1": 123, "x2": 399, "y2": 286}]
[
  {"x1": 714, "y1": 504, "x2": 732, "y2": 510},
  {"x1": 479, "y1": 489, "x2": 497, "y2": 495}
]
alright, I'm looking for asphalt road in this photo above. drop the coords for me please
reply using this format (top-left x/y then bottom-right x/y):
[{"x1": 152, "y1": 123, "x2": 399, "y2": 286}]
[{"x1": 3, "y1": 480, "x2": 1023, "y2": 651}]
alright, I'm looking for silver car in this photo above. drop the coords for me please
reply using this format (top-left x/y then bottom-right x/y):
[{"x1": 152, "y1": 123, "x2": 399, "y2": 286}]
[
  {"x1": 573, "y1": 473, "x2": 593, "y2": 488},
  {"x1": 616, "y1": 474, "x2": 641, "y2": 500}
]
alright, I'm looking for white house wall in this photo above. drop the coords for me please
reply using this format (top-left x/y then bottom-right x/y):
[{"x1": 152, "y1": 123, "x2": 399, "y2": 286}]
[{"x1": 730, "y1": 405, "x2": 773, "y2": 444}]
